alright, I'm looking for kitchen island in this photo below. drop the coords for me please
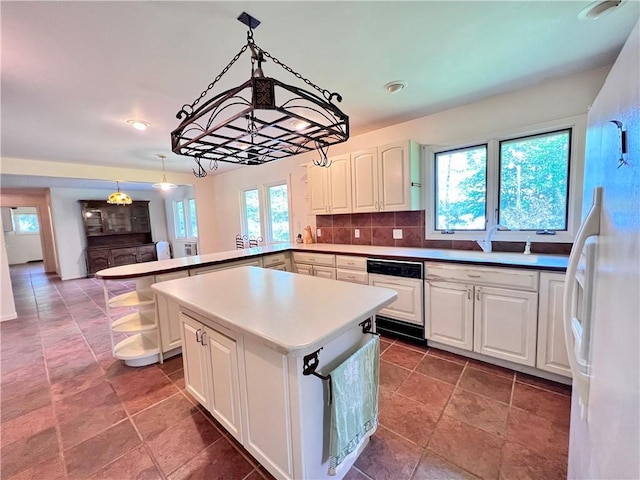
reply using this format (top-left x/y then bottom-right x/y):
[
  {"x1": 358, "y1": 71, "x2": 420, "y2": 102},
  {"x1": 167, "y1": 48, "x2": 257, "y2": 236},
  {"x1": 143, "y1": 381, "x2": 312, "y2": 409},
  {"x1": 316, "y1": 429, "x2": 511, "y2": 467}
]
[{"x1": 152, "y1": 266, "x2": 397, "y2": 480}]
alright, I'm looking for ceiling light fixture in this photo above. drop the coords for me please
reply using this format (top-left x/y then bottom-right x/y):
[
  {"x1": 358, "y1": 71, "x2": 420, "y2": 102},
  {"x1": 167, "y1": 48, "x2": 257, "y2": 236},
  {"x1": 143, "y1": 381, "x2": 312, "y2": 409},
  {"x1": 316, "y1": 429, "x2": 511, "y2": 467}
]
[
  {"x1": 171, "y1": 11, "x2": 349, "y2": 177},
  {"x1": 107, "y1": 181, "x2": 133, "y2": 205},
  {"x1": 578, "y1": 0, "x2": 625, "y2": 20},
  {"x1": 127, "y1": 119, "x2": 150, "y2": 131},
  {"x1": 152, "y1": 154, "x2": 178, "y2": 191},
  {"x1": 384, "y1": 81, "x2": 407, "y2": 94}
]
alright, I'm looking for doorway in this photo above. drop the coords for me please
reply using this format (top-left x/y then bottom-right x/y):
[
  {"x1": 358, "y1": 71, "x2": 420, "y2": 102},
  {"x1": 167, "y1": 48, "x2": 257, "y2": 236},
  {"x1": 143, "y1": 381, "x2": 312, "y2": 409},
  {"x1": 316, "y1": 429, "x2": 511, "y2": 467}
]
[{"x1": 2, "y1": 206, "x2": 45, "y2": 267}]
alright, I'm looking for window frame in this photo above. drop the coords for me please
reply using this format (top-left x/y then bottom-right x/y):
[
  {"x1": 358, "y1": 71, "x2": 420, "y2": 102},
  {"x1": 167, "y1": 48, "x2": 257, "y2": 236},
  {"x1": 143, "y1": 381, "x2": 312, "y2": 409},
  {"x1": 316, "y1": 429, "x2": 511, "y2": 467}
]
[
  {"x1": 239, "y1": 179, "x2": 292, "y2": 245},
  {"x1": 425, "y1": 115, "x2": 585, "y2": 243},
  {"x1": 173, "y1": 198, "x2": 198, "y2": 241}
]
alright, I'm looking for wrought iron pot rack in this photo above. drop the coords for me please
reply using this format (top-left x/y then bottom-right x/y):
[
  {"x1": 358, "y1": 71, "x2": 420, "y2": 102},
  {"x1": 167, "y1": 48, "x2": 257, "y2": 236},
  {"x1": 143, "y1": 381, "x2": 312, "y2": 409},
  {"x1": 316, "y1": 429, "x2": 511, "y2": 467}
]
[{"x1": 171, "y1": 12, "x2": 349, "y2": 177}]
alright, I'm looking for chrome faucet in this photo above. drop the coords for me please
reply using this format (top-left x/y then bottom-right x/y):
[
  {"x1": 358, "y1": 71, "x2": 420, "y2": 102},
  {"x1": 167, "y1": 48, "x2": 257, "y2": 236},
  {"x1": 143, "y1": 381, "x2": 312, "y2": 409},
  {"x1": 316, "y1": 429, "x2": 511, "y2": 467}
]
[{"x1": 476, "y1": 224, "x2": 507, "y2": 253}]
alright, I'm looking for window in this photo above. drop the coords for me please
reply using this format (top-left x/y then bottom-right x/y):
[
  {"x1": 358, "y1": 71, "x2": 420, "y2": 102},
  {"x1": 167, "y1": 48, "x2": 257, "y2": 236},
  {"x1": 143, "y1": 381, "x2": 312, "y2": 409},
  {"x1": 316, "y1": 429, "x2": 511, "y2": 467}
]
[
  {"x1": 240, "y1": 181, "x2": 291, "y2": 244},
  {"x1": 13, "y1": 212, "x2": 40, "y2": 235},
  {"x1": 267, "y1": 183, "x2": 290, "y2": 242},
  {"x1": 174, "y1": 198, "x2": 198, "y2": 239},
  {"x1": 427, "y1": 121, "x2": 580, "y2": 242},
  {"x1": 499, "y1": 130, "x2": 570, "y2": 230},
  {"x1": 435, "y1": 145, "x2": 487, "y2": 231},
  {"x1": 242, "y1": 189, "x2": 262, "y2": 239}
]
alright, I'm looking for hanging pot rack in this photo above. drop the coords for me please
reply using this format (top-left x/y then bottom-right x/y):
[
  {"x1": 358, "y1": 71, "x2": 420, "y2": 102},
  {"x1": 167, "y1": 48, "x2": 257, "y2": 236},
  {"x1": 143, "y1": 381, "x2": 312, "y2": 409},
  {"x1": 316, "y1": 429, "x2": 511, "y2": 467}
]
[{"x1": 171, "y1": 12, "x2": 349, "y2": 177}]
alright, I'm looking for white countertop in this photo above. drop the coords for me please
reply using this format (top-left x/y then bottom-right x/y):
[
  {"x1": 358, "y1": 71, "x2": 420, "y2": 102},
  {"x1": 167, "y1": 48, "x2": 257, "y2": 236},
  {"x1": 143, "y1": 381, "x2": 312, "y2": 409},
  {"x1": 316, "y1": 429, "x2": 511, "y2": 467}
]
[
  {"x1": 96, "y1": 242, "x2": 568, "y2": 279},
  {"x1": 151, "y1": 266, "x2": 397, "y2": 357}
]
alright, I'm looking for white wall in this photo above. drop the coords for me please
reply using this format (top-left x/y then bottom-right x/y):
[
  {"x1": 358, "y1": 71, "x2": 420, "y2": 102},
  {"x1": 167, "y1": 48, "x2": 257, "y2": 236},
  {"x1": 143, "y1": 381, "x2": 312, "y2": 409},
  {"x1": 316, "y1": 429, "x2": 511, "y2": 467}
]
[
  {"x1": 3, "y1": 207, "x2": 44, "y2": 265},
  {"x1": 49, "y1": 187, "x2": 170, "y2": 280},
  {"x1": 198, "y1": 66, "x2": 609, "y2": 253},
  {"x1": 0, "y1": 231, "x2": 16, "y2": 321}
]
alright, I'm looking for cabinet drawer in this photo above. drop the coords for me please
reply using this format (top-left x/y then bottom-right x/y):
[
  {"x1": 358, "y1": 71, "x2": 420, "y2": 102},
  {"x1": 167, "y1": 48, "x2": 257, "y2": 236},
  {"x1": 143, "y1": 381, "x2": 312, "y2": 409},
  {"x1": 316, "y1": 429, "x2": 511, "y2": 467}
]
[
  {"x1": 292, "y1": 252, "x2": 335, "y2": 267},
  {"x1": 425, "y1": 263, "x2": 538, "y2": 291},
  {"x1": 336, "y1": 255, "x2": 367, "y2": 271},
  {"x1": 262, "y1": 253, "x2": 286, "y2": 267},
  {"x1": 336, "y1": 268, "x2": 368, "y2": 284}
]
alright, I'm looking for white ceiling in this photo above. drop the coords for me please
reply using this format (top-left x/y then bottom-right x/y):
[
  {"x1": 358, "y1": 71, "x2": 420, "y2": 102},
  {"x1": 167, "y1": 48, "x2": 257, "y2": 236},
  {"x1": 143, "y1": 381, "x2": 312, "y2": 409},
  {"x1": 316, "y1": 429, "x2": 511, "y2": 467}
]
[{"x1": 1, "y1": 1, "x2": 638, "y2": 187}]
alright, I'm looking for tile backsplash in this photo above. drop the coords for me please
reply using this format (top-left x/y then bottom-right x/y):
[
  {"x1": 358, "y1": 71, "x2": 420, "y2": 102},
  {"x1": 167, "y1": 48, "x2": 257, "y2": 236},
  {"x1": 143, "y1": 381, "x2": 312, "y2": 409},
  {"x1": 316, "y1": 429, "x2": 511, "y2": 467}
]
[{"x1": 315, "y1": 211, "x2": 572, "y2": 254}]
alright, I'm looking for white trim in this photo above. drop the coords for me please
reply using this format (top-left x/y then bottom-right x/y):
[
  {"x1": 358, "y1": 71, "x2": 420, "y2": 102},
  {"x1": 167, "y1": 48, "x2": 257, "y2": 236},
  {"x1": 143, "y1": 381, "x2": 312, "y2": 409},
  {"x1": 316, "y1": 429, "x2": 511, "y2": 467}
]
[
  {"x1": 1, "y1": 312, "x2": 18, "y2": 322},
  {"x1": 425, "y1": 114, "x2": 585, "y2": 244}
]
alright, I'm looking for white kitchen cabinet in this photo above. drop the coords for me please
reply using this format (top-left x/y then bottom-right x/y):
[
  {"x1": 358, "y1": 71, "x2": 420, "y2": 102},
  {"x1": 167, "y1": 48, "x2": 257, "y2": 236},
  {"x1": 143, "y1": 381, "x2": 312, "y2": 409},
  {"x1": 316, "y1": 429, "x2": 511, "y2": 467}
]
[
  {"x1": 293, "y1": 252, "x2": 336, "y2": 279},
  {"x1": 425, "y1": 263, "x2": 539, "y2": 366},
  {"x1": 307, "y1": 154, "x2": 351, "y2": 214},
  {"x1": 180, "y1": 312, "x2": 243, "y2": 441},
  {"x1": 537, "y1": 272, "x2": 571, "y2": 377},
  {"x1": 474, "y1": 286, "x2": 538, "y2": 366},
  {"x1": 190, "y1": 258, "x2": 262, "y2": 275},
  {"x1": 425, "y1": 280, "x2": 474, "y2": 350},
  {"x1": 336, "y1": 255, "x2": 368, "y2": 285},
  {"x1": 156, "y1": 270, "x2": 189, "y2": 352},
  {"x1": 262, "y1": 252, "x2": 290, "y2": 271},
  {"x1": 352, "y1": 140, "x2": 421, "y2": 213}
]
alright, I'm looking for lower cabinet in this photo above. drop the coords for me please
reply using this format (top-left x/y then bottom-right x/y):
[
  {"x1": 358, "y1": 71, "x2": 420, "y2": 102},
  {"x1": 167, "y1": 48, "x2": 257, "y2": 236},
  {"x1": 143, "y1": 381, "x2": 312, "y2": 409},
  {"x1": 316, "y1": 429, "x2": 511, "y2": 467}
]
[
  {"x1": 425, "y1": 263, "x2": 539, "y2": 367},
  {"x1": 156, "y1": 270, "x2": 189, "y2": 353},
  {"x1": 293, "y1": 252, "x2": 336, "y2": 279},
  {"x1": 86, "y1": 243, "x2": 157, "y2": 274},
  {"x1": 181, "y1": 312, "x2": 243, "y2": 441},
  {"x1": 537, "y1": 272, "x2": 571, "y2": 376}
]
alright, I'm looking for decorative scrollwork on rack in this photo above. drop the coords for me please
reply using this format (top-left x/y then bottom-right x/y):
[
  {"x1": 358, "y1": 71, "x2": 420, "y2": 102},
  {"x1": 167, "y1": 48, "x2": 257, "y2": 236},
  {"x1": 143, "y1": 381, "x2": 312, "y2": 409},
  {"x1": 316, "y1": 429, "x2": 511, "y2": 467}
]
[{"x1": 312, "y1": 140, "x2": 332, "y2": 168}]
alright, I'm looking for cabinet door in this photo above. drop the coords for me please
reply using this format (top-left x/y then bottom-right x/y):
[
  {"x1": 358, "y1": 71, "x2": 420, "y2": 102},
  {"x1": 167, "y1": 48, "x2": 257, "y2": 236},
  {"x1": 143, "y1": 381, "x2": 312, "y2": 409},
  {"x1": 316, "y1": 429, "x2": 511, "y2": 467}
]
[
  {"x1": 111, "y1": 247, "x2": 138, "y2": 267},
  {"x1": 131, "y1": 203, "x2": 151, "y2": 233},
  {"x1": 103, "y1": 206, "x2": 133, "y2": 234},
  {"x1": 474, "y1": 286, "x2": 538, "y2": 366},
  {"x1": 327, "y1": 154, "x2": 352, "y2": 214},
  {"x1": 537, "y1": 272, "x2": 571, "y2": 376},
  {"x1": 369, "y1": 275, "x2": 423, "y2": 325},
  {"x1": 137, "y1": 244, "x2": 157, "y2": 263},
  {"x1": 156, "y1": 271, "x2": 189, "y2": 352},
  {"x1": 204, "y1": 326, "x2": 242, "y2": 442},
  {"x1": 426, "y1": 281, "x2": 473, "y2": 350},
  {"x1": 86, "y1": 249, "x2": 111, "y2": 274},
  {"x1": 378, "y1": 141, "x2": 411, "y2": 212},
  {"x1": 313, "y1": 265, "x2": 336, "y2": 280},
  {"x1": 294, "y1": 263, "x2": 313, "y2": 276},
  {"x1": 180, "y1": 314, "x2": 210, "y2": 410},
  {"x1": 351, "y1": 148, "x2": 378, "y2": 213},
  {"x1": 82, "y1": 206, "x2": 105, "y2": 235},
  {"x1": 307, "y1": 164, "x2": 329, "y2": 214}
]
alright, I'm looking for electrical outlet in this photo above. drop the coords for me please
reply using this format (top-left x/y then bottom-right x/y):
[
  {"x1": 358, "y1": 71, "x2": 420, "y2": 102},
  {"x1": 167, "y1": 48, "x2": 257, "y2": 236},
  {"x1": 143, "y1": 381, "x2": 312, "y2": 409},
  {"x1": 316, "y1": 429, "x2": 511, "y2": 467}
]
[
  {"x1": 316, "y1": 228, "x2": 321, "y2": 237},
  {"x1": 393, "y1": 229, "x2": 403, "y2": 239},
  {"x1": 354, "y1": 229, "x2": 360, "y2": 238}
]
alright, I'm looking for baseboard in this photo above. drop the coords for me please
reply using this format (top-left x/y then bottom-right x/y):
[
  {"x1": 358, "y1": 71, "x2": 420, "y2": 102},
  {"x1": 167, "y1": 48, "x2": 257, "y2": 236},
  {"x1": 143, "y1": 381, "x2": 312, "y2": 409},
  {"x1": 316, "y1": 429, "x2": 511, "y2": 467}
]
[{"x1": 1, "y1": 312, "x2": 18, "y2": 322}]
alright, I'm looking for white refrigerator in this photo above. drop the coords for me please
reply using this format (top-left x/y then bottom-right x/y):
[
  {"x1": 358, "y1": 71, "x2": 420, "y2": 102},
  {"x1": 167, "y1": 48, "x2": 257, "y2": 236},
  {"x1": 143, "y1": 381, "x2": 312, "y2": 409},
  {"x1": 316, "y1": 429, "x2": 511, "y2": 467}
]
[{"x1": 564, "y1": 20, "x2": 639, "y2": 479}]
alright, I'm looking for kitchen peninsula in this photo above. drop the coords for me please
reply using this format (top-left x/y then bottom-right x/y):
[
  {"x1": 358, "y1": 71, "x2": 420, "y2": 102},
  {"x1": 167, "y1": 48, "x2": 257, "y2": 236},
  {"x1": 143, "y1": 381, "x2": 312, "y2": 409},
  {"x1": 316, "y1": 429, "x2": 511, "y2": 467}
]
[{"x1": 152, "y1": 266, "x2": 397, "y2": 480}]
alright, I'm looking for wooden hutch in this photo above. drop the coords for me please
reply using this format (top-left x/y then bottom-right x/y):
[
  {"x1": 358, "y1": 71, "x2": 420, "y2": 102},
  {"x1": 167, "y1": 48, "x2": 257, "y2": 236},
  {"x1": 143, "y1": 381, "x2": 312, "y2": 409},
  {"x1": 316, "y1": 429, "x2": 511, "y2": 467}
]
[{"x1": 80, "y1": 200, "x2": 157, "y2": 275}]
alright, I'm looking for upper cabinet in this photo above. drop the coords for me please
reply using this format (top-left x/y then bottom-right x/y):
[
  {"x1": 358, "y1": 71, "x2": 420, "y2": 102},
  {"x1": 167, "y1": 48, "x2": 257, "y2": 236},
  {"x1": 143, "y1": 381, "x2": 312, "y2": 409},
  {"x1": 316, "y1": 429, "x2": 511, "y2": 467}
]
[
  {"x1": 307, "y1": 154, "x2": 352, "y2": 214},
  {"x1": 307, "y1": 139, "x2": 421, "y2": 215},
  {"x1": 80, "y1": 200, "x2": 151, "y2": 236},
  {"x1": 352, "y1": 140, "x2": 421, "y2": 213}
]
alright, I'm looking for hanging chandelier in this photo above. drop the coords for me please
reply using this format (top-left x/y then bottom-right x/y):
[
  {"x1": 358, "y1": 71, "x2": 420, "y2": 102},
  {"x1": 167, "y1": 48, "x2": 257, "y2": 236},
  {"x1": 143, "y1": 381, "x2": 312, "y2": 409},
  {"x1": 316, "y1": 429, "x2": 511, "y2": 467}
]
[
  {"x1": 152, "y1": 154, "x2": 178, "y2": 191},
  {"x1": 171, "y1": 12, "x2": 349, "y2": 177},
  {"x1": 107, "y1": 181, "x2": 132, "y2": 205}
]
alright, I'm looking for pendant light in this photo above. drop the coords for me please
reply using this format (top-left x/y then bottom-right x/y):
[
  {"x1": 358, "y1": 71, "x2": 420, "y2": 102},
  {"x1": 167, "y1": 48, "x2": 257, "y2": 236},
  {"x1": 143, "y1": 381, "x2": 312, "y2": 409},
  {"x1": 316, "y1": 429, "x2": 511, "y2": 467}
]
[
  {"x1": 171, "y1": 11, "x2": 349, "y2": 177},
  {"x1": 153, "y1": 154, "x2": 178, "y2": 191},
  {"x1": 107, "y1": 181, "x2": 133, "y2": 205}
]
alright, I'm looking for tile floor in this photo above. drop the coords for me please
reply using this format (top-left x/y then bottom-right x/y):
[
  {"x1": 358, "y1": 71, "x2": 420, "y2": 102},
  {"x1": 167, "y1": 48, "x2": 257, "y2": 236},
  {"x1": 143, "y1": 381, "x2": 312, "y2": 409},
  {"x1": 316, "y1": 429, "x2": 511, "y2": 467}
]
[{"x1": 1, "y1": 263, "x2": 572, "y2": 480}]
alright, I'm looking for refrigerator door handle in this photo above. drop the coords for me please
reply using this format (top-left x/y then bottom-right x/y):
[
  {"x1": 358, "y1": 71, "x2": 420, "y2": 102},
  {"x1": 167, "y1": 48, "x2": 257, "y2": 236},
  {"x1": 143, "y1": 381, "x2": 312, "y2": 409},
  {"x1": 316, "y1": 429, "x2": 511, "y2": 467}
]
[{"x1": 563, "y1": 187, "x2": 602, "y2": 408}]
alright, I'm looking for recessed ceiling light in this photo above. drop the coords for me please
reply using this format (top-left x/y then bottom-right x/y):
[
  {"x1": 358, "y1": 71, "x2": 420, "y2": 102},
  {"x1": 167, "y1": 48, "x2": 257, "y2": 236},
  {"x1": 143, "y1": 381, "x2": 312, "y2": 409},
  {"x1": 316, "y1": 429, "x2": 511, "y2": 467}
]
[
  {"x1": 578, "y1": 0, "x2": 625, "y2": 20},
  {"x1": 384, "y1": 81, "x2": 407, "y2": 94},
  {"x1": 126, "y1": 119, "x2": 150, "y2": 131}
]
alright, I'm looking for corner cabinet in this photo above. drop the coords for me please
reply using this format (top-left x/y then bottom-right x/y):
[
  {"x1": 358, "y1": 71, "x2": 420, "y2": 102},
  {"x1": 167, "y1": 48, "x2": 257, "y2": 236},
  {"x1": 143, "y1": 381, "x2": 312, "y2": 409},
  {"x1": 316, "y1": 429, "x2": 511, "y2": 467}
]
[
  {"x1": 292, "y1": 252, "x2": 336, "y2": 279},
  {"x1": 425, "y1": 263, "x2": 539, "y2": 367},
  {"x1": 351, "y1": 140, "x2": 421, "y2": 213},
  {"x1": 106, "y1": 275, "x2": 160, "y2": 367},
  {"x1": 308, "y1": 154, "x2": 352, "y2": 214}
]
